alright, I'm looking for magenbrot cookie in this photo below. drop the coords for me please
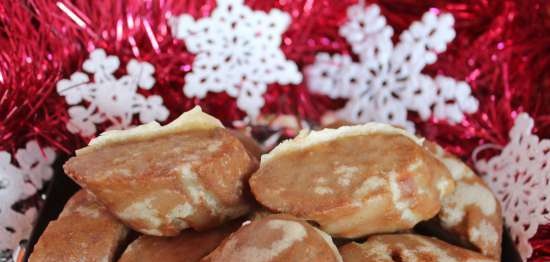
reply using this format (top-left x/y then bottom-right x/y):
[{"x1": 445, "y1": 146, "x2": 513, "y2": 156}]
[
  {"x1": 229, "y1": 129, "x2": 263, "y2": 161},
  {"x1": 250, "y1": 124, "x2": 455, "y2": 238},
  {"x1": 339, "y1": 234, "x2": 496, "y2": 262},
  {"x1": 63, "y1": 107, "x2": 258, "y2": 236},
  {"x1": 202, "y1": 214, "x2": 342, "y2": 262},
  {"x1": 119, "y1": 221, "x2": 241, "y2": 262},
  {"x1": 425, "y1": 141, "x2": 502, "y2": 259},
  {"x1": 29, "y1": 190, "x2": 128, "y2": 262}
]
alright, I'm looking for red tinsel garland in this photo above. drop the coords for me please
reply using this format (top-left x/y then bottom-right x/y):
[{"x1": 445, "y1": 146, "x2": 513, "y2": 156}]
[
  {"x1": 0, "y1": 0, "x2": 549, "y2": 259},
  {"x1": 0, "y1": 1, "x2": 71, "y2": 153}
]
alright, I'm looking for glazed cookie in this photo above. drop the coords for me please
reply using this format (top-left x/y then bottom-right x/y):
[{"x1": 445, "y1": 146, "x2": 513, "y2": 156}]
[
  {"x1": 339, "y1": 234, "x2": 496, "y2": 262},
  {"x1": 64, "y1": 107, "x2": 258, "y2": 236},
  {"x1": 250, "y1": 124, "x2": 455, "y2": 238},
  {"x1": 119, "y1": 221, "x2": 241, "y2": 262},
  {"x1": 202, "y1": 214, "x2": 342, "y2": 262},
  {"x1": 228, "y1": 129, "x2": 263, "y2": 161},
  {"x1": 425, "y1": 141, "x2": 502, "y2": 259},
  {"x1": 29, "y1": 191, "x2": 128, "y2": 262}
]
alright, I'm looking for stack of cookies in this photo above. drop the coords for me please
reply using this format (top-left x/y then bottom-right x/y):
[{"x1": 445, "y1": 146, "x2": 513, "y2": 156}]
[{"x1": 29, "y1": 107, "x2": 502, "y2": 262}]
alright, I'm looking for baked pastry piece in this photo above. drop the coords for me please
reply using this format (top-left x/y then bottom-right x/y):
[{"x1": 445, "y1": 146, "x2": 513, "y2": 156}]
[
  {"x1": 64, "y1": 107, "x2": 258, "y2": 236},
  {"x1": 202, "y1": 214, "x2": 342, "y2": 262},
  {"x1": 250, "y1": 124, "x2": 455, "y2": 238},
  {"x1": 29, "y1": 190, "x2": 128, "y2": 262},
  {"x1": 228, "y1": 129, "x2": 263, "y2": 161},
  {"x1": 425, "y1": 141, "x2": 502, "y2": 259},
  {"x1": 118, "y1": 221, "x2": 241, "y2": 262},
  {"x1": 339, "y1": 234, "x2": 496, "y2": 262}
]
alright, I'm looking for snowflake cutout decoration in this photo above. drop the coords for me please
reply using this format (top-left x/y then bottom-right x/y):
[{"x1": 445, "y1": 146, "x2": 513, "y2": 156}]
[
  {"x1": 306, "y1": 3, "x2": 478, "y2": 131},
  {"x1": 56, "y1": 49, "x2": 169, "y2": 137},
  {"x1": 170, "y1": 0, "x2": 302, "y2": 120},
  {"x1": 476, "y1": 113, "x2": 550, "y2": 261},
  {"x1": 0, "y1": 141, "x2": 55, "y2": 255}
]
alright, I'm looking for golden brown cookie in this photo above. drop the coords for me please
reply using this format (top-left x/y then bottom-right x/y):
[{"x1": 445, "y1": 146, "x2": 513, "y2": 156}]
[
  {"x1": 119, "y1": 221, "x2": 241, "y2": 262},
  {"x1": 228, "y1": 129, "x2": 263, "y2": 161},
  {"x1": 29, "y1": 191, "x2": 128, "y2": 262},
  {"x1": 339, "y1": 234, "x2": 496, "y2": 262},
  {"x1": 250, "y1": 124, "x2": 455, "y2": 238},
  {"x1": 425, "y1": 141, "x2": 502, "y2": 259},
  {"x1": 64, "y1": 107, "x2": 258, "y2": 236},
  {"x1": 202, "y1": 214, "x2": 342, "y2": 262},
  {"x1": 248, "y1": 208, "x2": 275, "y2": 221}
]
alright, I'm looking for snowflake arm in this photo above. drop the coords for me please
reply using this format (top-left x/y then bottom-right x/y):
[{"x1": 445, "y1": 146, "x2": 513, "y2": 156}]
[
  {"x1": 336, "y1": 93, "x2": 415, "y2": 131},
  {"x1": 56, "y1": 72, "x2": 90, "y2": 105},
  {"x1": 14, "y1": 141, "x2": 56, "y2": 190},
  {"x1": 237, "y1": 81, "x2": 267, "y2": 119},
  {"x1": 339, "y1": 4, "x2": 393, "y2": 63},
  {"x1": 400, "y1": 74, "x2": 437, "y2": 120},
  {"x1": 393, "y1": 12, "x2": 455, "y2": 75},
  {"x1": 127, "y1": 59, "x2": 156, "y2": 89},
  {"x1": 83, "y1": 49, "x2": 120, "y2": 81},
  {"x1": 66, "y1": 106, "x2": 98, "y2": 136},
  {"x1": 431, "y1": 76, "x2": 478, "y2": 123},
  {"x1": 135, "y1": 95, "x2": 170, "y2": 123},
  {"x1": 169, "y1": 15, "x2": 198, "y2": 41},
  {"x1": 402, "y1": 75, "x2": 478, "y2": 123},
  {"x1": 306, "y1": 53, "x2": 360, "y2": 99}
]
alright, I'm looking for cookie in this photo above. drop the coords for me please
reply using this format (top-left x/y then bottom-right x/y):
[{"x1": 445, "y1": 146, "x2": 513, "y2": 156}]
[
  {"x1": 202, "y1": 214, "x2": 342, "y2": 262},
  {"x1": 250, "y1": 124, "x2": 455, "y2": 238},
  {"x1": 119, "y1": 221, "x2": 241, "y2": 262},
  {"x1": 29, "y1": 191, "x2": 128, "y2": 262},
  {"x1": 64, "y1": 107, "x2": 258, "y2": 236},
  {"x1": 228, "y1": 129, "x2": 263, "y2": 161},
  {"x1": 339, "y1": 234, "x2": 496, "y2": 262},
  {"x1": 425, "y1": 141, "x2": 502, "y2": 259}
]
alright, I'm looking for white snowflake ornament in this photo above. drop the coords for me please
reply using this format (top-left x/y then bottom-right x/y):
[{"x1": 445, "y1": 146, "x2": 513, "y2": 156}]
[
  {"x1": 0, "y1": 141, "x2": 55, "y2": 254},
  {"x1": 170, "y1": 0, "x2": 302, "y2": 120},
  {"x1": 476, "y1": 113, "x2": 550, "y2": 261},
  {"x1": 14, "y1": 141, "x2": 56, "y2": 190},
  {"x1": 306, "y1": 3, "x2": 478, "y2": 131},
  {"x1": 57, "y1": 49, "x2": 169, "y2": 137}
]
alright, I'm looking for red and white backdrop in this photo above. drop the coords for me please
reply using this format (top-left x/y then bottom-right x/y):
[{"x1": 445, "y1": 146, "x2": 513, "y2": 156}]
[{"x1": 0, "y1": 0, "x2": 549, "y2": 260}]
